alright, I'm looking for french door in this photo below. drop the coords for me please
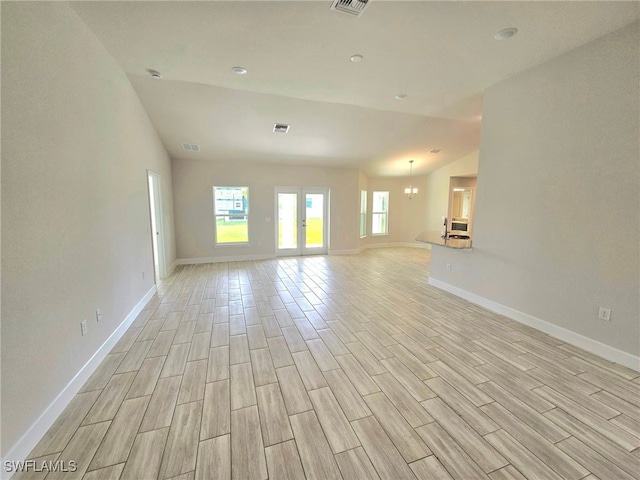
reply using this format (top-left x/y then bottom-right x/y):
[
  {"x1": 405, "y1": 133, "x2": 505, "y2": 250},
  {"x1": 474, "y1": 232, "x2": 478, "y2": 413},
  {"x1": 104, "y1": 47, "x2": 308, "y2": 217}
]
[{"x1": 276, "y1": 187, "x2": 329, "y2": 256}]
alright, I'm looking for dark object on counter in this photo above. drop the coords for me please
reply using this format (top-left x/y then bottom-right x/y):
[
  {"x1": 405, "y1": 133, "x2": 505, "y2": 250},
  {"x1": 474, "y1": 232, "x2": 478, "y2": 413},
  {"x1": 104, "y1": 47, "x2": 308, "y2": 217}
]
[{"x1": 448, "y1": 234, "x2": 470, "y2": 239}]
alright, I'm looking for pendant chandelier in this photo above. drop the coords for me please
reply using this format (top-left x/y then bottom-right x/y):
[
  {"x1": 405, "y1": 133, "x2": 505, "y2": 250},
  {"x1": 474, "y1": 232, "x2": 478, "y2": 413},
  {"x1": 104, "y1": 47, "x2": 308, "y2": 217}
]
[{"x1": 404, "y1": 160, "x2": 418, "y2": 199}]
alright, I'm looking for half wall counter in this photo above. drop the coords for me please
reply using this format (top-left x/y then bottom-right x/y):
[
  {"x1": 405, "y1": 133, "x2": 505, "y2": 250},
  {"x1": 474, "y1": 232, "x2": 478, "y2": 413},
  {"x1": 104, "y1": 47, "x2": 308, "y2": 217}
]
[{"x1": 415, "y1": 231, "x2": 472, "y2": 250}]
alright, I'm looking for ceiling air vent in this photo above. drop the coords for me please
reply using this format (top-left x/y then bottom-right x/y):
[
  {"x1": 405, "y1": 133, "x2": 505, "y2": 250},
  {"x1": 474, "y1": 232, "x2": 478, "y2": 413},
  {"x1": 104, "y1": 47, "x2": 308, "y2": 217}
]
[
  {"x1": 273, "y1": 124, "x2": 290, "y2": 134},
  {"x1": 182, "y1": 143, "x2": 200, "y2": 152},
  {"x1": 330, "y1": 0, "x2": 370, "y2": 17}
]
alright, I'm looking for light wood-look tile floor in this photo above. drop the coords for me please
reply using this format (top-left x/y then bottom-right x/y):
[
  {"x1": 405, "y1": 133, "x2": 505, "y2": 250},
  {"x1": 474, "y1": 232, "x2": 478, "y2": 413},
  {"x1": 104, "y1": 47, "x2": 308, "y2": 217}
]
[{"x1": 21, "y1": 248, "x2": 640, "y2": 479}]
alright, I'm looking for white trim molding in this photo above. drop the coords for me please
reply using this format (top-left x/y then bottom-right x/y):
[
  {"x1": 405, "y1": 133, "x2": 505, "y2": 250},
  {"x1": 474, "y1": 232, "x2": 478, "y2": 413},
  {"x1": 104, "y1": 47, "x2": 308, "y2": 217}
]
[
  {"x1": 174, "y1": 253, "x2": 276, "y2": 265},
  {"x1": 175, "y1": 245, "x2": 430, "y2": 262},
  {"x1": 383, "y1": 242, "x2": 430, "y2": 250},
  {"x1": 1, "y1": 285, "x2": 157, "y2": 478},
  {"x1": 429, "y1": 277, "x2": 640, "y2": 372},
  {"x1": 364, "y1": 242, "x2": 431, "y2": 250},
  {"x1": 330, "y1": 242, "x2": 431, "y2": 255},
  {"x1": 328, "y1": 249, "x2": 361, "y2": 255},
  {"x1": 167, "y1": 260, "x2": 179, "y2": 276}
]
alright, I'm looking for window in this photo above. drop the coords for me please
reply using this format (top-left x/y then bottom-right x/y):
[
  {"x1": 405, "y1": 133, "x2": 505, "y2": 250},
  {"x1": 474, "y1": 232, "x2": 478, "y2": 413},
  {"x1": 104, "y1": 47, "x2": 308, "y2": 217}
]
[
  {"x1": 359, "y1": 190, "x2": 367, "y2": 238},
  {"x1": 372, "y1": 191, "x2": 389, "y2": 235},
  {"x1": 213, "y1": 186, "x2": 249, "y2": 244}
]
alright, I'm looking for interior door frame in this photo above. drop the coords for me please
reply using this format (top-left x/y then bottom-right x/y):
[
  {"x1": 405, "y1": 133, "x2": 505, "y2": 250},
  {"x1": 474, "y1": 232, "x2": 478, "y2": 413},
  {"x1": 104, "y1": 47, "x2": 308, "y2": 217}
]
[
  {"x1": 147, "y1": 170, "x2": 166, "y2": 280},
  {"x1": 275, "y1": 187, "x2": 329, "y2": 256}
]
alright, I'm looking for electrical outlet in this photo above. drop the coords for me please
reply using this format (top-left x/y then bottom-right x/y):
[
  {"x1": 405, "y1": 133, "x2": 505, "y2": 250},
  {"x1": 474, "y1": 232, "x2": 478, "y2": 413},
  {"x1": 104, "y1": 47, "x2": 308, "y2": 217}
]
[
  {"x1": 96, "y1": 309, "x2": 102, "y2": 322},
  {"x1": 81, "y1": 320, "x2": 88, "y2": 336},
  {"x1": 598, "y1": 307, "x2": 611, "y2": 322},
  {"x1": 446, "y1": 263, "x2": 452, "y2": 271}
]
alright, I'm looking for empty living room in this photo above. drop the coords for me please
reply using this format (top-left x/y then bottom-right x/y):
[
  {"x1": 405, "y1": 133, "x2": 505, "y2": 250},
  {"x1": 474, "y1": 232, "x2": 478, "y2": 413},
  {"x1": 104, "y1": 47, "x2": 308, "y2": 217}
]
[{"x1": 2, "y1": 1, "x2": 639, "y2": 479}]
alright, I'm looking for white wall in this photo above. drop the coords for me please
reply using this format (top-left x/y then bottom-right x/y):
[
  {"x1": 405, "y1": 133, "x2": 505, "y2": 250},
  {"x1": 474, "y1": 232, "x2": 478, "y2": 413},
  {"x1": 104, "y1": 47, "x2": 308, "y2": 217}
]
[
  {"x1": 172, "y1": 158, "x2": 360, "y2": 259},
  {"x1": 1, "y1": 2, "x2": 176, "y2": 458},
  {"x1": 171, "y1": 157, "x2": 454, "y2": 258},
  {"x1": 365, "y1": 176, "x2": 430, "y2": 246},
  {"x1": 431, "y1": 23, "x2": 639, "y2": 363}
]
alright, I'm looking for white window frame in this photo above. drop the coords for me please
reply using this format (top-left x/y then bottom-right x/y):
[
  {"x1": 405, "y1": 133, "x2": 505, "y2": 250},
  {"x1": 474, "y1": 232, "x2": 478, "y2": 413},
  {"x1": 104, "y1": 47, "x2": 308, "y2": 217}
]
[
  {"x1": 359, "y1": 190, "x2": 367, "y2": 238},
  {"x1": 213, "y1": 186, "x2": 249, "y2": 245},
  {"x1": 371, "y1": 191, "x2": 389, "y2": 236}
]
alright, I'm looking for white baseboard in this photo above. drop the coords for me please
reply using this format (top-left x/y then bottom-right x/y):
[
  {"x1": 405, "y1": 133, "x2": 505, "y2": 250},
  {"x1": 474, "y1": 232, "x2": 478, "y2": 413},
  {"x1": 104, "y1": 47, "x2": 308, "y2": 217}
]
[
  {"x1": 364, "y1": 241, "x2": 431, "y2": 250},
  {"x1": 429, "y1": 277, "x2": 640, "y2": 372},
  {"x1": 329, "y1": 249, "x2": 361, "y2": 255},
  {"x1": 167, "y1": 260, "x2": 178, "y2": 276},
  {"x1": 176, "y1": 245, "x2": 429, "y2": 262},
  {"x1": 330, "y1": 242, "x2": 431, "y2": 255},
  {"x1": 399, "y1": 242, "x2": 431, "y2": 249},
  {"x1": 1, "y1": 285, "x2": 157, "y2": 478},
  {"x1": 175, "y1": 253, "x2": 276, "y2": 265}
]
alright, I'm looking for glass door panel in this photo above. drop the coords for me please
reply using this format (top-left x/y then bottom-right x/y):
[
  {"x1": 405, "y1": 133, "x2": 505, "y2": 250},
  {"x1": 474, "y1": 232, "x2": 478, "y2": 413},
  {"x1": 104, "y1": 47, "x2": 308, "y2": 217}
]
[
  {"x1": 277, "y1": 192, "x2": 298, "y2": 252},
  {"x1": 276, "y1": 187, "x2": 328, "y2": 256},
  {"x1": 304, "y1": 193, "x2": 324, "y2": 249}
]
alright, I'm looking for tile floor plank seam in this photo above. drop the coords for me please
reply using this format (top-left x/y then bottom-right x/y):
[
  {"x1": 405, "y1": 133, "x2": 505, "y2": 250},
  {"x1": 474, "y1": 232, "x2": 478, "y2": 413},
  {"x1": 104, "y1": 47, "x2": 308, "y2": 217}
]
[
  {"x1": 18, "y1": 248, "x2": 640, "y2": 480},
  {"x1": 71, "y1": 364, "x2": 169, "y2": 476}
]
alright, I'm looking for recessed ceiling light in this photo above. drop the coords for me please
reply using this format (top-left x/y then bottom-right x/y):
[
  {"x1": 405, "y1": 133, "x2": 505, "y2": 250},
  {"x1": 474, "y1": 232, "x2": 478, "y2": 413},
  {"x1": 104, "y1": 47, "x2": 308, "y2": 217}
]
[
  {"x1": 395, "y1": 94, "x2": 407, "y2": 100},
  {"x1": 148, "y1": 69, "x2": 162, "y2": 79},
  {"x1": 350, "y1": 54, "x2": 363, "y2": 63},
  {"x1": 429, "y1": 149, "x2": 441, "y2": 154},
  {"x1": 494, "y1": 27, "x2": 518, "y2": 40},
  {"x1": 232, "y1": 66, "x2": 248, "y2": 75}
]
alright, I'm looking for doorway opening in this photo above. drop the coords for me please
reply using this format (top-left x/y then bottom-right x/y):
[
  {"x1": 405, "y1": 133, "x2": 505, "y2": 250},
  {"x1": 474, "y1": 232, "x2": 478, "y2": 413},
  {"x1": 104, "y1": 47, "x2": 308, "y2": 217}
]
[{"x1": 147, "y1": 171, "x2": 166, "y2": 281}]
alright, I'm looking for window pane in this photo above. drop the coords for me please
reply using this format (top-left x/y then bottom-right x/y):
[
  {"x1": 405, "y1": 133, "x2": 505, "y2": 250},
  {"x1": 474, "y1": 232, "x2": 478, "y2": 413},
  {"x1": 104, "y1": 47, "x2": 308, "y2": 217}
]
[
  {"x1": 372, "y1": 213, "x2": 388, "y2": 235},
  {"x1": 214, "y1": 186, "x2": 249, "y2": 244},
  {"x1": 360, "y1": 190, "x2": 367, "y2": 237},
  {"x1": 372, "y1": 191, "x2": 388, "y2": 212},
  {"x1": 216, "y1": 216, "x2": 248, "y2": 243},
  {"x1": 372, "y1": 191, "x2": 388, "y2": 235}
]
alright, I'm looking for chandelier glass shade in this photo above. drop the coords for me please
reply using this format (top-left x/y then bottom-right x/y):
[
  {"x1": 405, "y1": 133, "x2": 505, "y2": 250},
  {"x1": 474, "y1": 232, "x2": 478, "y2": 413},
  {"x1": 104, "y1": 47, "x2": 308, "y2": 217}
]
[{"x1": 405, "y1": 160, "x2": 418, "y2": 199}]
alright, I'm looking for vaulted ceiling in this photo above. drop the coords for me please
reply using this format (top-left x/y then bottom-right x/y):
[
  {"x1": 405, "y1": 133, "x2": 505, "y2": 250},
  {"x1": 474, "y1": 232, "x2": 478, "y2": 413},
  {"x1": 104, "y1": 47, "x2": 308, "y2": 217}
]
[{"x1": 72, "y1": 1, "x2": 638, "y2": 176}]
